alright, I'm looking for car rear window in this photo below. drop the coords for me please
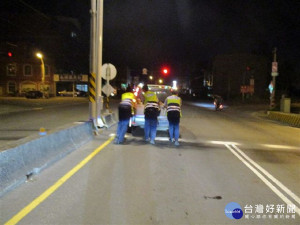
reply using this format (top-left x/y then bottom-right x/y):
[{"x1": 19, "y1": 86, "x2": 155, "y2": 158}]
[{"x1": 148, "y1": 85, "x2": 172, "y2": 102}]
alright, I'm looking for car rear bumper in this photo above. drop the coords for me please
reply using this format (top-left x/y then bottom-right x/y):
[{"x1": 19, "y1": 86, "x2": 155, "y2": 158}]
[{"x1": 131, "y1": 115, "x2": 169, "y2": 131}]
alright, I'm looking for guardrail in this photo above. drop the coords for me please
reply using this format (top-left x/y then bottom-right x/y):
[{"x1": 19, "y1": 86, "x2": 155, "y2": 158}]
[{"x1": 267, "y1": 111, "x2": 300, "y2": 128}]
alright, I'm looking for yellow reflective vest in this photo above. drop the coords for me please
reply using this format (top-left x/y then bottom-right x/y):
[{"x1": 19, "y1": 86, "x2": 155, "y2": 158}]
[
  {"x1": 120, "y1": 92, "x2": 135, "y2": 113},
  {"x1": 143, "y1": 91, "x2": 158, "y2": 104},
  {"x1": 165, "y1": 95, "x2": 182, "y2": 117}
]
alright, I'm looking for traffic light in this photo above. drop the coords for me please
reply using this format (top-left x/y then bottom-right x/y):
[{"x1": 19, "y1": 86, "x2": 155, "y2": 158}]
[
  {"x1": 161, "y1": 67, "x2": 169, "y2": 75},
  {"x1": 8, "y1": 52, "x2": 12, "y2": 57}
]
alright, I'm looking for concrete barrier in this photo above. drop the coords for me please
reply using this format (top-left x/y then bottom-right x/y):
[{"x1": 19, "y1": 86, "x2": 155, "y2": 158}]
[
  {"x1": 267, "y1": 111, "x2": 300, "y2": 128},
  {"x1": 0, "y1": 121, "x2": 94, "y2": 196}
]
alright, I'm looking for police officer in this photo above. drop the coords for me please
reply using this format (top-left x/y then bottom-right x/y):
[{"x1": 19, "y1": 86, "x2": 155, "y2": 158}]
[
  {"x1": 143, "y1": 85, "x2": 159, "y2": 144},
  {"x1": 114, "y1": 86, "x2": 136, "y2": 144},
  {"x1": 164, "y1": 89, "x2": 182, "y2": 146}
]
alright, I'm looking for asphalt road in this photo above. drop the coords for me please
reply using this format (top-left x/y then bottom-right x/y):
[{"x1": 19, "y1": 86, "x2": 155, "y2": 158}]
[{"x1": 0, "y1": 98, "x2": 299, "y2": 224}]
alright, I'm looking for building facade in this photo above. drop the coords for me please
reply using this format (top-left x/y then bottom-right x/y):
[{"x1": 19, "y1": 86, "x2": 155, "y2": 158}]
[
  {"x1": 212, "y1": 53, "x2": 270, "y2": 99},
  {"x1": 0, "y1": 42, "x2": 55, "y2": 96},
  {"x1": 0, "y1": 9, "x2": 88, "y2": 97}
]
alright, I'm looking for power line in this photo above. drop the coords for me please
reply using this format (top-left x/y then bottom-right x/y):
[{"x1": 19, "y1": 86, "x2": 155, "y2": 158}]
[{"x1": 18, "y1": 0, "x2": 50, "y2": 20}]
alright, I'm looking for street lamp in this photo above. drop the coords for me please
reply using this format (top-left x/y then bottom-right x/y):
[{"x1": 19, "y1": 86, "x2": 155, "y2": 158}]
[
  {"x1": 159, "y1": 79, "x2": 163, "y2": 84},
  {"x1": 36, "y1": 52, "x2": 45, "y2": 98}
]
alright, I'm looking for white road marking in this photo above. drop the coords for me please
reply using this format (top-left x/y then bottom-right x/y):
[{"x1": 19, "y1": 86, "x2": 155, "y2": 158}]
[
  {"x1": 224, "y1": 144, "x2": 300, "y2": 216},
  {"x1": 262, "y1": 144, "x2": 300, "y2": 150},
  {"x1": 232, "y1": 144, "x2": 300, "y2": 204}
]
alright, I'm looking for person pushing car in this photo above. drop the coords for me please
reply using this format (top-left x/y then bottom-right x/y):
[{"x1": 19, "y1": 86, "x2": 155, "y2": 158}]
[
  {"x1": 143, "y1": 84, "x2": 160, "y2": 144},
  {"x1": 114, "y1": 85, "x2": 136, "y2": 144},
  {"x1": 164, "y1": 89, "x2": 182, "y2": 146}
]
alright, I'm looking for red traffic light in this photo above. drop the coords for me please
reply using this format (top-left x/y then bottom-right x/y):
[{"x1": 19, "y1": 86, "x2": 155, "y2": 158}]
[
  {"x1": 162, "y1": 67, "x2": 169, "y2": 75},
  {"x1": 8, "y1": 52, "x2": 12, "y2": 57}
]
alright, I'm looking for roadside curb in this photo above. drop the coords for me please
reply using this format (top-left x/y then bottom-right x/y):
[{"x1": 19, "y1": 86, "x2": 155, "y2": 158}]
[
  {"x1": 0, "y1": 121, "x2": 94, "y2": 197},
  {"x1": 266, "y1": 111, "x2": 300, "y2": 128}
]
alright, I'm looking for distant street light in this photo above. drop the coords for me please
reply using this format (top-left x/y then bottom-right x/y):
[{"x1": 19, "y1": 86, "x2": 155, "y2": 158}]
[
  {"x1": 36, "y1": 52, "x2": 45, "y2": 98},
  {"x1": 149, "y1": 75, "x2": 153, "y2": 80},
  {"x1": 159, "y1": 79, "x2": 163, "y2": 84}
]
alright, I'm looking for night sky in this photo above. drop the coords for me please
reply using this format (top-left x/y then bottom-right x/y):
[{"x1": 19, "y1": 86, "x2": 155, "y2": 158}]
[{"x1": 2, "y1": 0, "x2": 300, "y2": 72}]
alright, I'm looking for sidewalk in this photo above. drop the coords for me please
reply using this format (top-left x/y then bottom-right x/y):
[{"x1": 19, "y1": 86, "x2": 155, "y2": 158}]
[
  {"x1": 0, "y1": 104, "x2": 35, "y2": 115},
  {"x1": 0, "y1": 97, "x2": 88, "y2": 115},
  {"x1": 225, "y1": 101, "x2": 300, "y2": 128}
]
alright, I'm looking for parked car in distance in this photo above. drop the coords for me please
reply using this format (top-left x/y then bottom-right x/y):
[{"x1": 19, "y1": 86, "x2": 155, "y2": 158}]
[
  {"x1": 25, "y1": 90, "x2": 43, "y2": 99},
  {"x1": 58, "y1": 90, "x2": 79, "y2": 97},
  {"x1": 77, "y1": 91, "x2": 88, "y2": 97}
]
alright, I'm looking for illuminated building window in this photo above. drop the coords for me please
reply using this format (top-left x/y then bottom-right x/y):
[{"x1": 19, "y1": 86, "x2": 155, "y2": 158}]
[{"x1": 7, "y1": 64, "x2": 16, "y2": 76}]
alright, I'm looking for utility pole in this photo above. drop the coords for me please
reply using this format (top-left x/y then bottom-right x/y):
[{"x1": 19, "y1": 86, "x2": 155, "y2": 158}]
[
  {"x1": 96, "y1": 0, "x2": 104, "y2": 125},
  {"x1": 89, "y1": 0, "x2": 96, "y2": 120},
  {"x1": 89, "y1": 0, "x2": 104, "y2": 127},
  {"x1": 270, "y1": 48, "x2": 278, "y2": 109}
]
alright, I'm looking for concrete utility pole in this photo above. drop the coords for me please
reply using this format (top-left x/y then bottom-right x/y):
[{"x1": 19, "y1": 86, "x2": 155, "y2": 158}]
[
  {"x1": 89, "y1": 0, "x2": 97, "y2": 120},
  {"x1": 96, "y1": 0, "x2": 104, "y2": 124},
  {"x1": 90, "y1": 0, "x2": 104, "y2": 127}
]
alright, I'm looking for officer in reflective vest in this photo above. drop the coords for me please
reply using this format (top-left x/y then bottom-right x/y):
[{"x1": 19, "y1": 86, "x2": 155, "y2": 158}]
[
  {"x1": 164, "y1": 89, "x2": 182, "y2": 146},
  {"x1": 114, "y1": 86, "x2": 136, "y2": 144},
  {"x1": 143, "y1": 85, "x2": 159, "y2": 144}
]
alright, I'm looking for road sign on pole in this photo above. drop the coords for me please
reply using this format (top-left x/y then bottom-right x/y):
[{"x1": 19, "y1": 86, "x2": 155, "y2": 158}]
[
  {"x1": 270, "y1": 48, "x2": 277, "y2": 109},
  {"x1": 101, "y1": 63, "x2": 117, "y2": 112},
  {"x1": 101, "y1": 63, "x2": 117, "y2": 81},
  {"x1": 271, "y1": 62, "x2": 279, "y2": 76},
  {"x1": 142, "y1": 68, "x2": 148, "y2": 75},
  {"x1": 102, "y1": 63, "x2": 116, "y2": 96},
  {"x1": 272, "y1": 62, "x2": 278, "y2": 72}
]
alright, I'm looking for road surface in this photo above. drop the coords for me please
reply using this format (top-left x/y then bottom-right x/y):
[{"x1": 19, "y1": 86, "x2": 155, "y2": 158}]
[{"x1": 1, "y1": 99, "x2": 299, "y2": 224}]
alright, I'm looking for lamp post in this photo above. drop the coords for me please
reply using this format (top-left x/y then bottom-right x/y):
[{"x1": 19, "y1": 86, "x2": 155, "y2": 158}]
[{"x1": 36, "y1": 52, "x2": 45, "y2": 98}]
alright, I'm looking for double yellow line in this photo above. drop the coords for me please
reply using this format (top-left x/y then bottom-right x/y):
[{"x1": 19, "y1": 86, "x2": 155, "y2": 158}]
[{"x1": 5, "y1": 136, "x2": 114, "y2": 225}]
